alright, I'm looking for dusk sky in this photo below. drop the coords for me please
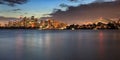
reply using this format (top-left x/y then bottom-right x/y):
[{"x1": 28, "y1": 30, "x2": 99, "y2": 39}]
[
  {"x1": 0, "y1": 0, "x2": 95, "y2": 17},
  {"x1": 0, "y1": 0, "x2": 120, "y2": 24}
]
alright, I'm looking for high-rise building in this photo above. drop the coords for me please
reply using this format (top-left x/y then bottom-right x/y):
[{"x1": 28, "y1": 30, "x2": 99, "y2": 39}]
[{"x1": 31, "y1": 16, "x2": 35, "y2": 20}]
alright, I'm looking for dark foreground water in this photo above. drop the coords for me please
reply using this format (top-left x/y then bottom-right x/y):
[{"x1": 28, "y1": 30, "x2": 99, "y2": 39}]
[{"x1": 0, "y1": 30, "x2": 120, "y2": 60}]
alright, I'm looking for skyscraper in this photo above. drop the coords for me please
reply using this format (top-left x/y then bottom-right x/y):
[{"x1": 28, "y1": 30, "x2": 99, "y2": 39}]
[{"x1": 31, "y1": 16, "x2": 35, "y2": 20}]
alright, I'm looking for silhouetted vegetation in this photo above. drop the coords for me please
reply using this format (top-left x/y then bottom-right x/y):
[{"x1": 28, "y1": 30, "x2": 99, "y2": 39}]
[{"x1": 66, "y1": 20, "x2": 120, "y2": 30}]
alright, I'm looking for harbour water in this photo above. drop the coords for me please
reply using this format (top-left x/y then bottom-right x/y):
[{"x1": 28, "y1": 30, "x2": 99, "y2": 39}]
[{"x1": 0, "y1": 30, "x2": 120, "y2": 60}]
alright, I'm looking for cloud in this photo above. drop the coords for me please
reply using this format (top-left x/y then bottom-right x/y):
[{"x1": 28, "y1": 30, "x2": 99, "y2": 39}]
[
  {"x1": 0, "y1": 0, "x2": 28, "y2": 6},
  {"x1": 94, "y1": 0, "x2": 116, "y2": 3},
  {"x1": 0, "y1": 16, "x2": 17, "y2": 21},
  {"x1": 12, "y1": 8, "x2": 21, "y2": 11},
  {"x1": 67, "y1": 0, "x2": 79, "y2": 2},
  {"x1": 24, "y1": 12, "x2": 28, "y2": 14},
  {"x1": 59, "y1": 3, "x2": 69, "y2": 8},
  {"x1": 67, "y1": 0, "x2": 117, "y2": 2},
  {"x1": 47, "y1": 0, "x2": 120, "y2": 24},
  {"x1": 0, "y1": 16, "x2": 18, "y2": 25}
]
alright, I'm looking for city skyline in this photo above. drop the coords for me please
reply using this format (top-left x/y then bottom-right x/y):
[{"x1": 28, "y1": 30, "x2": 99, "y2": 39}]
[{"x1": 0, "y1": 16, "x2": 119, "y2": 30}]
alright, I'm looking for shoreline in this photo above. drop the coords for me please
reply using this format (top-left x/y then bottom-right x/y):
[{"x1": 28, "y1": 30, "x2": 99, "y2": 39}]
[{"x1": 0, "y1": 27, "x2": 119, "y2": 30}]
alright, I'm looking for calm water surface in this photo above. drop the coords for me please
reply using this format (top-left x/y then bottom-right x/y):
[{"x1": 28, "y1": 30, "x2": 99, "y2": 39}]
[{"x1": 0, "y1": 30, "x2": 120, "y2": 60}]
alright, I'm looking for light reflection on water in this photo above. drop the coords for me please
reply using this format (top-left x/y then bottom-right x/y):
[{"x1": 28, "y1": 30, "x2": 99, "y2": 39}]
[{"x1": 0, "y1": 30, "x2": 120, "y2": 60}]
